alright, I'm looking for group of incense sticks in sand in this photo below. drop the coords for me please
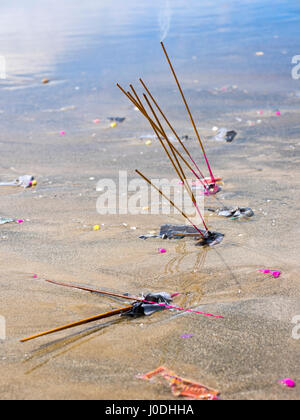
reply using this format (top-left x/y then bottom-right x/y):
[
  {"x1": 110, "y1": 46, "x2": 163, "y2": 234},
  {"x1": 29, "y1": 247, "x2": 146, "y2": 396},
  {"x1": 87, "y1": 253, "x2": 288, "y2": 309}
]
[
  {"x1": 20, "y1": 43, "x2": 225, "y2": 344},
  {"x1": 117, "y1": 42, "x2": 223, "y2": 246}
]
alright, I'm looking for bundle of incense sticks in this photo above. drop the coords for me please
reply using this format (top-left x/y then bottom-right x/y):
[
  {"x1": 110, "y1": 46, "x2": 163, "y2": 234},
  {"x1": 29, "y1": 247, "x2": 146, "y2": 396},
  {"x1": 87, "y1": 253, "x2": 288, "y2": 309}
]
[
  {"x1": 20, "y1": 280, "x2": 224, "y2": 343},
  {"x1": 117, "y1": 42, "x2": 220, "y2": 241}
]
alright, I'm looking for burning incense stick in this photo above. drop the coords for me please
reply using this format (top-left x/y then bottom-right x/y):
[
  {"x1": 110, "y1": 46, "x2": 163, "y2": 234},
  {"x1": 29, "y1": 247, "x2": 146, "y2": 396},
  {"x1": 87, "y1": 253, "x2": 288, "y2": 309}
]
[{"x1": 160, "y1": 42, "x2": 215, "y2": 184}]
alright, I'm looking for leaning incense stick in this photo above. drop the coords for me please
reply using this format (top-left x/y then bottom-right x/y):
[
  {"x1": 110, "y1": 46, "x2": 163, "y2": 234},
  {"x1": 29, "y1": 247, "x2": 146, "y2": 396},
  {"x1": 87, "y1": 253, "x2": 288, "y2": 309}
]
[
  {"x1": 142, "y1": 92, "x2": 209, "y2": 232},
  {"x1": 139, "y1": 78, "x2": 210, "y2": 187},
  {"x1": 45, "y1": 279, "x2": 179, "y2": 302},
  {"x1": 123, "y1": 82, "x2": 207, "y2": 231},
  {"x1": 160, "y1": 42, "x2": 215, "y2": 183},
  {"x1": 136, "y1": 169, "x2": 205, "y2": 238},
  {"x1": 20, "y1": 305, "x2": 133, "y2": 343},
  {"x1": 117, "y1": 83, "x2": 205, "y2": 185}
]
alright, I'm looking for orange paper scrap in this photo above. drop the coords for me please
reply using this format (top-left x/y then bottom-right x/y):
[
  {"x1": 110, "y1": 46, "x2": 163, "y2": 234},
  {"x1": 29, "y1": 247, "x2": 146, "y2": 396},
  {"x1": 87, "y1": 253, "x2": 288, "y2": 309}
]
[{"x1": 139, "y1": 366, "x2": 220, "y2": 400}]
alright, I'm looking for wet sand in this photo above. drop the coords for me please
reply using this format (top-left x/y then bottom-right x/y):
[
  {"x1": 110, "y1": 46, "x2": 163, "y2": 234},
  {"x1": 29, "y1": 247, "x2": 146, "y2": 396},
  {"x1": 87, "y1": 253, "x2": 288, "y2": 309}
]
[{"x1": 0, "y1": 82, "x2": 300, "y2": 399}]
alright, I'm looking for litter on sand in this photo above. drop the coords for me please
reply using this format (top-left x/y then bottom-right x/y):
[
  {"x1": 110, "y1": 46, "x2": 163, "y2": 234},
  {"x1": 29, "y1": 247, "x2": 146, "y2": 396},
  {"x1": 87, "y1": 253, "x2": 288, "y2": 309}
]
[
  {"x1": 181, "y1": 334, "x2": 194, "y2": 338},
  {"x1": 0, "y1": 217, "x2": 24, "y2": 225},
  {"x1": 0, "y1": 175, "x2": 36, "y2": 189},
  {"x1": 0, "y1": 217, "x2": 15, "y2": 225},
  {"x1": 107, "y1": 117, "x2": 126, "y2": 123},
  {"x1": 213, "y1": 128, "x2": 237, "y2": 143},
  {"x1": 122, "y1": 292, "x2": 173, "y2": 317},
  {"x1": 278, "y1": 378, "x2": 295, "y2": 388},
  {"x1": 138, "y1": 366, "x2": 220, "y2": 400},
  {"x1": 140, "y1": 224, "x2": 224, "y2": 247},
  {"x1": 207, "y1": 206, "x2": 254, "y2": 220},
  {"x1": 259, "y1": 269, "x2": 281, "y2": 278}
]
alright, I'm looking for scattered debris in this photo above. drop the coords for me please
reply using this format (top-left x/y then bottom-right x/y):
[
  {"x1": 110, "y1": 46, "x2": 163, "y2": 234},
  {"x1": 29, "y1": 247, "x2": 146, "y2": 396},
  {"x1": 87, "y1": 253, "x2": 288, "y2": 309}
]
[
  {"x1": 278, "y1": 378, "x2": 295, "y2": 388},
  {"x1": 93, "y1": 225, "x2": 100, "y2": 231},
  {"x1": 138, "y1": 366, "x2": 220, "y2": 400},
  {"x1": 0, "y1": 217, "x2": 15, "y2": 225},
  {"x1": 140, "y1": 224, "x2": 224, "y2": 247},
  {"x1": 214, "y1": 128, "x2": 237, "y2": 143},
  {"x1": 207, "y1": 206, "x2": 254, "y2": 220},
  {"x1": 107, "y1": 117, "x2": 126, "y2": 123},
  {"x1": 181, "y1": 334, "x2": 194, "y2": 338},
  {"x1": 259, "y1": 269, "x2": 281, "y2": 278},
  {"x1": 42, "y1": 78, "x2": 50, "y2": 84},
  {"x1": 123, "y1": 292, "x2": 173, "y2": 317},
  {"x1": 0, "y1": 175, "x2": 36, "y2": 189}
]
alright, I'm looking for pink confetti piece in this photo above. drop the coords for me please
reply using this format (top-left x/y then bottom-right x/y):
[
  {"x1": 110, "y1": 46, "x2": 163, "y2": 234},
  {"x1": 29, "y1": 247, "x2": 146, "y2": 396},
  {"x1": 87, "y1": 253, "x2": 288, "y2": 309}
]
[
  {"x1": 276, "y1": 111, "x2": 281, "y2": 116},
  {"x1": 93, "y1": 119, "x2": 100, "y2": 124},
  {"x1": 181, "y1": 334, "x2": 194, "y2": 339},
  {"x1": 60, "y1": 131, "x2": 66, "y2": 135},
  {"x1": 272, "y1": 271, "x2": 281, "y2": 278},
  {"x1": 278, "y1": 378, "x2": 295, "y2": 388},
  {"x1": 33, "y1": 275, "x2": 38, "y2": 279},
  {"x1": 17, "y1": 220, "x2": 24, "y2": 224},
  {"x1": 259, "y1": 269, "x2": 281, "y2": 278},
  {"x1": 159, "y1": 248, "x2": 167, "y2": 254}
]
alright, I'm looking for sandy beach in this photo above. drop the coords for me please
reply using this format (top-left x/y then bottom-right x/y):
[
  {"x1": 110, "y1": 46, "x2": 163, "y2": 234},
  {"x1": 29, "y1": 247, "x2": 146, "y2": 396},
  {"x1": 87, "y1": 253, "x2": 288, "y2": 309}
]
[{"x1": 0, "y1": 0, "x2": 300, "y2": 401}]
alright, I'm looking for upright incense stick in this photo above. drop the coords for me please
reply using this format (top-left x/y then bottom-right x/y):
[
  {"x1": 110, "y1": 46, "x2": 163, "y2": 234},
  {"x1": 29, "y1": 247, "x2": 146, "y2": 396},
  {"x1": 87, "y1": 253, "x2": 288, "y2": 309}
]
[{"x1": 160, "y1": 42, "x2": 215, "y2": 183}]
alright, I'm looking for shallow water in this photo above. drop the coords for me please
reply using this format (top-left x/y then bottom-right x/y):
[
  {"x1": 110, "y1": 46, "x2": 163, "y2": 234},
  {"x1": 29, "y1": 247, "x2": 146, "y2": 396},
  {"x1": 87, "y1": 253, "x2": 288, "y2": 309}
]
[{"x1": 0, "y1": 0, "x2": 300, "y2": 400}]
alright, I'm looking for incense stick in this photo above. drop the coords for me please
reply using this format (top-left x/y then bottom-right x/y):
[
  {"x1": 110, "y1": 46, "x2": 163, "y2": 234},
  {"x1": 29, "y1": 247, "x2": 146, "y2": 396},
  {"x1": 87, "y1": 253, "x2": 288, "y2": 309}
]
[
  {"x1": 20, "y1": 305, "x2": 132, "y2": 342},
  {"x1": 45, "y1": 279, "x2": 180, "y2": 301},
  {"x1": 139, "y1": 78, "x2": 210, "y2": 188},
  {"x1": 136, "y1": 169, "x2": 205, "y2": 238},
  {"x1": 117, "y1": 83, "x2": 209, "y2": 232},
  {"x1": 117, "y1": 83, "x2": 209, "y2": 188},
  {"x1": 160, "y1": 42, "x2": 215, "y2": 183},
  {"x1": 142, "y1": 92, "x2": 209, "y2": 232},
  {"x1": 45, "y1": 280, "x2": 223, "y2": 319}
]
